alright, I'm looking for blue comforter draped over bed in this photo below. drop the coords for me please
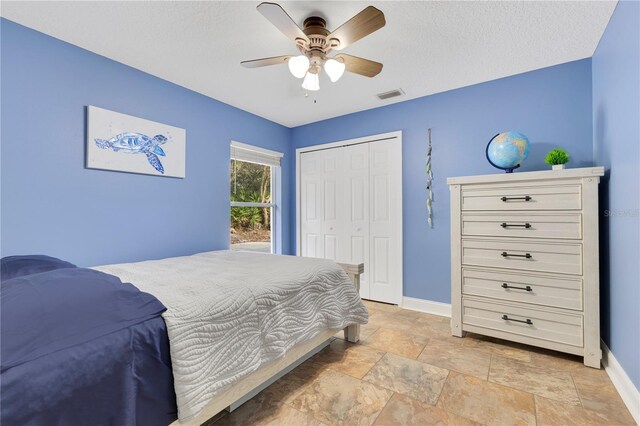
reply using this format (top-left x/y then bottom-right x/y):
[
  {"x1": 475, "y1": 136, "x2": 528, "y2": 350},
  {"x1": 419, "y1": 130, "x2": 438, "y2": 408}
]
[{"x1": 1, "y1": 263, "x2": 177, "y2": 425}]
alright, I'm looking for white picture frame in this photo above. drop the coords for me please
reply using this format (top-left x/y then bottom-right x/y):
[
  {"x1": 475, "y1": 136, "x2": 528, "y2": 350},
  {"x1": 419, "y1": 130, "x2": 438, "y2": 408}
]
[{"x1": 86, "y1": 106, "x2": 186, "y2": 178}]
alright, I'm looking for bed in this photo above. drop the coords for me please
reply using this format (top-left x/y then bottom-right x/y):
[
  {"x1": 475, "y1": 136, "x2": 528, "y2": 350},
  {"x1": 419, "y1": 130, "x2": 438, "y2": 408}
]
[{"x1": 1, "y1": 251, "x2": 367, "y2": 425}]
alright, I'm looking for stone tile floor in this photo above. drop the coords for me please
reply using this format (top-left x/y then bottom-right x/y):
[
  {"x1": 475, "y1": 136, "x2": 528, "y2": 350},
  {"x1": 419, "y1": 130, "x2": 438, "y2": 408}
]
[{"x1": 208, "y1": 300, "x2": 636, "y2": 425}]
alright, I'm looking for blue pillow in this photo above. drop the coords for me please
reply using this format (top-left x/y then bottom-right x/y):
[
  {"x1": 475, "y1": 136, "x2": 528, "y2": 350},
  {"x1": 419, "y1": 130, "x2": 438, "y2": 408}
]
[{"x1": 1, "y1": 255, "x2": 76, "y2": 281}]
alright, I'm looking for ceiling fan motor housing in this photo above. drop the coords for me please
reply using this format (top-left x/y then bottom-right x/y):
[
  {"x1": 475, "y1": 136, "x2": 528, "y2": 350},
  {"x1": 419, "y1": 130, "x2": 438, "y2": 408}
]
[
  {"x1": 303, "y1": 16, "x2": 329, "y2": 37},
  {"x1": 299, "y1": 16, "x2": 333, "y2": 68}
]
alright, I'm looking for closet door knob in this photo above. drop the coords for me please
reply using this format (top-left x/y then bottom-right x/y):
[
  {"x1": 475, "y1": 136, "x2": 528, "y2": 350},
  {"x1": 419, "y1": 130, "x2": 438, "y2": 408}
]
[
  {"x1": 356, "y1": 227, "x2": 361, "y2": 232},
  {"x1": 329, "y1": 227, "x2": 334, "y2": 231}
]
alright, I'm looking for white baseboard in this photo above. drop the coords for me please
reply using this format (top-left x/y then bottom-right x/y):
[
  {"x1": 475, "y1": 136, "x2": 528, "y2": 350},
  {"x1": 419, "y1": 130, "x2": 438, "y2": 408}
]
[
  {"x1": 601, "y1": 340, "x2": 640, "y2": 424},
  {"x1": 401, "y1": 297, "x2": 451, "y2": 317}
]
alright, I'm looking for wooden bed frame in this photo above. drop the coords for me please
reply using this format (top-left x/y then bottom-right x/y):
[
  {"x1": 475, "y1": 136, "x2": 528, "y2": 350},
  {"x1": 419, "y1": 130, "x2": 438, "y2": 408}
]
[{"x1": 171, "y1": 262, "x2": 364, "y2": 426}]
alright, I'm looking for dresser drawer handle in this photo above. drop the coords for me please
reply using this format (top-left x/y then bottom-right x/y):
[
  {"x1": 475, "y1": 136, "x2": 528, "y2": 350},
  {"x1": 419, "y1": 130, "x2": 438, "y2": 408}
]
[
  {"x1": 502, "y1": 315, "x2": 533, "y2": 325},
  {"x1": 501, "y1": 251, "x2": 532, "y2": 259},
  {"x1": 501, "y1": 195, "x2": 532, "y2": 202},
  {"x1": 500, "y1": 222, "x2": 531, "y2": 228},
  {"x1": 501, "y1": 283, "x2": 533, "y2": 291}
]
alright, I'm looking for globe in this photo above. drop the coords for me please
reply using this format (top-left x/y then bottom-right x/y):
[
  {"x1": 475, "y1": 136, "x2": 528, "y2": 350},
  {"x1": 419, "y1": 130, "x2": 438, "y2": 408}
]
[{"x1": 486, "y1": 131, "x2": 531, "y2": 173}]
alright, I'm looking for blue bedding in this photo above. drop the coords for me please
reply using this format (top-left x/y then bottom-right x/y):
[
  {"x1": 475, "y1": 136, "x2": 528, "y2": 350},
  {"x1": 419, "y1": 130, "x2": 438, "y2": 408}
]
[{"x1": 1, "y1": 262, "x2": 178, "y2": 425}]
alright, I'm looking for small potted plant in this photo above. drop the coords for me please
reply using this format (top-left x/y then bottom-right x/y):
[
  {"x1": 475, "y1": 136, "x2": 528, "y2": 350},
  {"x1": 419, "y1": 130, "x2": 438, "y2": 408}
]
[{"x1": 545, "y1": 148, "x2": 570, "y2": 170}]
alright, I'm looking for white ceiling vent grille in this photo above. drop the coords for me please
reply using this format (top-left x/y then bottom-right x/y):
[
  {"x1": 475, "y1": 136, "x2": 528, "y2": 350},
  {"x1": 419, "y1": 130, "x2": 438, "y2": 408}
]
[{"x1": 376, "y1": 89, "x2": 405, "y2": 100}]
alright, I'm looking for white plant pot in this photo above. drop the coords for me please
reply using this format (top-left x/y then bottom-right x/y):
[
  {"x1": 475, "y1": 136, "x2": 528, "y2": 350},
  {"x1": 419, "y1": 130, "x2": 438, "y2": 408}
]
[{"x1": 552, "y1": 164, "x2": 566, "y2": 170}]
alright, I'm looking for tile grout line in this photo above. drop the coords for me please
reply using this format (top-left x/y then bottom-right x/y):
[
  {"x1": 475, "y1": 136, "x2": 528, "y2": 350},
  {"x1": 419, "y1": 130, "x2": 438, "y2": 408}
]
[
  {"x1": 361, "y1": 352, "x2": 389, "y2": 385},
  {"x1": 324, "y1": 342, "x2": 385, "y2": 381},
  {"x1": 328, "y1": 358, "x2": 406, "y2": 426},
  {"x1": 569, "y1": 371, "x2": 586, "y2": 408},
  {"x1": 532, "y1": 393, "x2": 539, "y2": 426},
  {"x1": 433, "y1": 369, "x2": 451, "y2": 407},
  {"x1": 370, "y1": 390, "x2": 396, "y2": 426},
  {"x1": 286, "y1": 402, "x2": 319, "y2": 423},
  {"x1": 356, "y1": 349, "x2": 386, "y2": 381},
  {"x1": 433, "y1": 370, "x2": 493, "y2": 426},
  {"x1": 361, "y1": 326, "x2": 428, "y2": 359}
]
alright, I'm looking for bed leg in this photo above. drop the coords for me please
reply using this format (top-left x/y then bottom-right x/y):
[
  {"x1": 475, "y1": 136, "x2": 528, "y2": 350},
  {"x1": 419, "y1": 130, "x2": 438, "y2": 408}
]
[
  {"x1": 344, "y1": 324, "x2": 360, "y2": 343},
  {"x1": 336, "y1": 263, "x2": 364, "y2": 294},
  {"x1": 336, "y1": 262, "x2": 364, "y2": 344}
]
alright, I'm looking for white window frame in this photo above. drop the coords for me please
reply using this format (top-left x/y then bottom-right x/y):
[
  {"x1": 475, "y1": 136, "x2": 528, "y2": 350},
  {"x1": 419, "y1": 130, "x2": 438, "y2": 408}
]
[{"x1": 230, "y1": 141, "x2": 283, "y2": 254}]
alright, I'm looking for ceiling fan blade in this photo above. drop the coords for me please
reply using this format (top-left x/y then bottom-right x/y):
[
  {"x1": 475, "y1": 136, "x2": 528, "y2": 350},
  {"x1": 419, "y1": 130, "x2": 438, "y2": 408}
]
[
  {"x1": 327, "y1": 6, "x2": 385, "y2": 50},
  {"x1": 241, "y1": 55, "x2": 292, "y2": 68},
  {"x1": 334, "y1": 54, "x2": 383, "y2": 77},
  {"x1": 257, "y1": 2, "x2": 309, "y2": 45}
]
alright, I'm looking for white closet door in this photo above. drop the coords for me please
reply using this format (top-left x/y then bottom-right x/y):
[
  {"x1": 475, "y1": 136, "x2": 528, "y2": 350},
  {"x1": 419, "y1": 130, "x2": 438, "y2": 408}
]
[
  {"x1": 341, "y1": 143, "x2": 370, "y2": 299},
  {"x1": 300, "y1": 148, "x2": 345, "y2": 260},
  {"x1": 368, "y1": 139, "x2": 403, "y2": 304},
  {"x1": 299, "y1": 133, "x2": 402, "y2": 305},
  {"x1": 321, "y1": 148, "x2": 343, "y2": 260},
  {"x1": 299, "y1": 150, "x2": 325, "y2": 258}
]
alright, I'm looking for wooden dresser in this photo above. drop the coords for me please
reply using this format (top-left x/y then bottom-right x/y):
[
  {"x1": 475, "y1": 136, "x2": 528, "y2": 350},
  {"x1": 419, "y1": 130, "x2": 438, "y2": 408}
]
[{"x1": 448, "y1": 167, "x2": 604, "y2": 368}]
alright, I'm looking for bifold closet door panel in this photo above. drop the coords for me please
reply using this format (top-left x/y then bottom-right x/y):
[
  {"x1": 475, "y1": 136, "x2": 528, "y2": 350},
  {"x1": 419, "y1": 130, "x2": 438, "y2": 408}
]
[
  {"x1": 300, "y1": 150, "x2": 323, "y2": 259},
  {"x1": 300, "y1": 145, "x2": 372, "y2": 297},
  {"x1": 368, "y1": 139, "x2": 402, "y2": 304},
  {"x1": 300, "y1": 151, "x2": 341, "y2": 260},
  {"x1": 321, "y1": 148, "x2": 343, "y2": 261},
  {"x1": 342, "y1": 143, "x2": 370, "y2": 299}
]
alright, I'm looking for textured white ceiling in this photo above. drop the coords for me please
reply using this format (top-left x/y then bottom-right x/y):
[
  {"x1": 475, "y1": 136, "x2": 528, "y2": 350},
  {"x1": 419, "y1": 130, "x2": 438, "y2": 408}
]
[{"x1": 1, "y1": 1, "x2": 616, "y2": 127}]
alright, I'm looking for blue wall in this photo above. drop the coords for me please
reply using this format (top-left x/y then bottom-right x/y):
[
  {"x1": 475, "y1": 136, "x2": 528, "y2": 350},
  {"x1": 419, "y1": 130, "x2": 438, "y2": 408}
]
[
  {"x1": 592, "y1": 1, "x2": 640, "y2": 388},
  {"x1": 290, "y1": 59, "x2": 594, "y2": 303},
  {"x1": 0, "y1": 19, "x2": 292, "y2": 266}
]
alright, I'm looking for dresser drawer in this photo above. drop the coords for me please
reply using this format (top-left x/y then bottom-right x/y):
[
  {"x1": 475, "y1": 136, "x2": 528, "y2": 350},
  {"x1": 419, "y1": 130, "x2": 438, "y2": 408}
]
[
  {"x1": 462, "y1": 268, "x2": 582, "y2": 310},
  {"x1": 462, "y1": 297, "x2": 583, "y2": 347},
  {"x1": 461, "y1": 182, "x2": 581, "y2": 211},
  {"x1": 462, "y1": 212, "x2": 582, "y2": 239},
  {"x1": 462, "y1": 238, "x2": 582, "y2": 275}
]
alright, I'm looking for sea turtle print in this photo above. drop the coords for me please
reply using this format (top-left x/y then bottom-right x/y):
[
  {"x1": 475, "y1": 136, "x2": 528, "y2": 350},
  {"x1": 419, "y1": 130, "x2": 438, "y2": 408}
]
[{"x1": 95, "y1": 132, "x2": 168, "y2": 174}]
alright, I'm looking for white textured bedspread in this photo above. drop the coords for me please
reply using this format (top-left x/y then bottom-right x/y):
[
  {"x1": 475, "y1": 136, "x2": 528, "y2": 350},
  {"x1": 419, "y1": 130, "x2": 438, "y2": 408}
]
[{"x1": 93, "y1": 251, "x2": 368, "y2": 421}]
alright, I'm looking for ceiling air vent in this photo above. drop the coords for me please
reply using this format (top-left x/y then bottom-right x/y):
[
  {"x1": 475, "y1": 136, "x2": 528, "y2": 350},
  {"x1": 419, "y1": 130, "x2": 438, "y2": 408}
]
[{"x1": 376, "y1": 89, "x2": 405, "y2": 100}]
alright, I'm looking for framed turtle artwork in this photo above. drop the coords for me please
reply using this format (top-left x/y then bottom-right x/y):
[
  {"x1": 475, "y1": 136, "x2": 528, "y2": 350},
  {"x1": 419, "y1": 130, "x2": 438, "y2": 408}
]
[{"x1": 86, "y1": 106, "x2": 186, "y2": 178}]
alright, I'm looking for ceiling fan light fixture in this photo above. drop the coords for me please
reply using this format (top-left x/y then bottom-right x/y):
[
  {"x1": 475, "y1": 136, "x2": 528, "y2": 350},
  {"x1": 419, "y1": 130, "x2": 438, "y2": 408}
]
[
  {"x1": 324, "y1": 58, "x2": 346, "y2": 82},
  {"x1": 288, "y1": 55, "x2": 310, "y2": 78},
  {"x1": 301, "y1": 72, "x2": 320, "y2": 91}
]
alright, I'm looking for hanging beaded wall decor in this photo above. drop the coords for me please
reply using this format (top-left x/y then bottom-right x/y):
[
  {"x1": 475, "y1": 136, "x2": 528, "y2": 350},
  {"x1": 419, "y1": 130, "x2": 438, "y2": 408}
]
[{"x1": 426, "y1": 128, "x2": 434, "y2": 228}]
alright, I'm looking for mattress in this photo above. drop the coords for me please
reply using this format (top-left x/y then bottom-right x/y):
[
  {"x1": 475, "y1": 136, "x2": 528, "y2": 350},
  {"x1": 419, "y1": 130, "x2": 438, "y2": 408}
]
[{"x1": 94, "y1": 251, "x2": 368, "y2": 421}]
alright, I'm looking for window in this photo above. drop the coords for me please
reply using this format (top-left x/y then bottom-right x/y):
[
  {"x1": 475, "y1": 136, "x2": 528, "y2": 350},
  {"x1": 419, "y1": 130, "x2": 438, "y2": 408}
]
[{"x1": 230, "y1": 142, "x2": 282, "y2": 253}]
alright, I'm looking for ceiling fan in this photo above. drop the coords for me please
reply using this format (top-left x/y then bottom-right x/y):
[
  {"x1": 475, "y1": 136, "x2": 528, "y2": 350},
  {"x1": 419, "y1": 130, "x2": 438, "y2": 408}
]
[{"x1": 241, "y1": 2, "x2": 386, "y2": 91}]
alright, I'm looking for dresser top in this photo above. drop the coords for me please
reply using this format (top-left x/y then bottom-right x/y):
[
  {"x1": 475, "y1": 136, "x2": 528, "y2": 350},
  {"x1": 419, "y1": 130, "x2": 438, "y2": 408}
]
[{"x1": 447, "y1": 166, "x2": 605, "y2": 186}]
